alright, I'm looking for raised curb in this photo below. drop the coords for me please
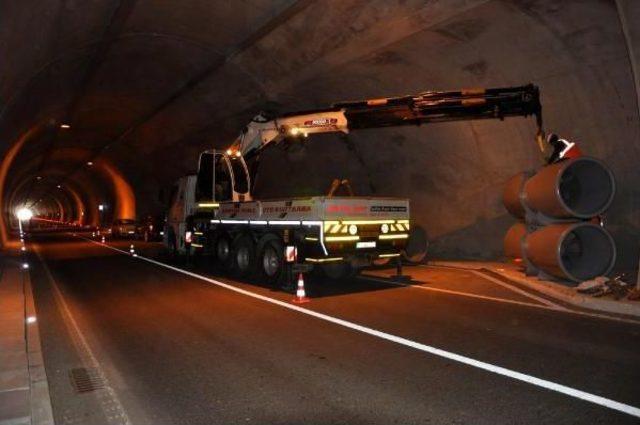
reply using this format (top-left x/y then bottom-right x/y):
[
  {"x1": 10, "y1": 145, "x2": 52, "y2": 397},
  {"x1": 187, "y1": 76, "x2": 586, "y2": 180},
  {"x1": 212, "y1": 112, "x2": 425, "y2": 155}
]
[
  {"x1": 428, "y1": 260, "x2": 640, "y2": 319},
  {"x1": 23, "y1": 263, "x2": 54, "y2": 425}
]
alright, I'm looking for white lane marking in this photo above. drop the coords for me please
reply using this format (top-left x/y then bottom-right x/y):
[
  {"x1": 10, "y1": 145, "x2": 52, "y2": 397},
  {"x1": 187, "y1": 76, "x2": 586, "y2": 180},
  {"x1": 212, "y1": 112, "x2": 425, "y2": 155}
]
[
  {"x1": 0, "y1": 387, "x2": 29, "y2": 393},
  {"x1": 425, "y1": 264, "x2": 640, "y2": 326},
  {"x1": 470, "y1": 270, "x2": 566, "y2": 310},
  {"x1": 359, "y1": 274, "x2": 559, "y2": 310},
  {"x1": 77, "y1": 235, "x2": 640, "y2": 419},
  {"x1": 422, "y1": 264, "x2": 564, "y2": 309},
  {"x1": 34, "y1": 245, "x2": 132, "y2": 425}
]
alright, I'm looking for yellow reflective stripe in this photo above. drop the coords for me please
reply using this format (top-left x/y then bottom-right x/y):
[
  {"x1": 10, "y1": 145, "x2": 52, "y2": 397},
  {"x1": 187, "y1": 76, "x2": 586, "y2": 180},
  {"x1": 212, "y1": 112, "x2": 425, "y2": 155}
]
[
  {"x1": 378, "y1": 234, "x2": 409, "y2": 240},
  {"x1": 324, "y1": 221, "x2": 340, "y2": 231},
  {"x1": 305, "y1": 257, "x2": 343, "y2": 263},
  {"x1": 325, "y1": 235, "x2": 360, "y2": 242},
  {"x1": 341, "y1": 219, "x2": 396, "y2": 225},
  {"x1": 329, "y1": 224, "x2": 342, "y2": 233}
]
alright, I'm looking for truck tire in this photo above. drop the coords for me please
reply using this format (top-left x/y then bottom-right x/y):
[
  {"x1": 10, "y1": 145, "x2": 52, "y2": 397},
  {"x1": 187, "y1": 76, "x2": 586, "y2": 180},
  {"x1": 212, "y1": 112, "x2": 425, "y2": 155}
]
[
  {"x1": 233, "y1": 235, "x2": 257, "y2": 277},
  {"x1": 257, "y1": 235, "x2": 284, "y2": 286},
  {"x1": 215, "y1": 234, "x2": 233, "y2": 271}
]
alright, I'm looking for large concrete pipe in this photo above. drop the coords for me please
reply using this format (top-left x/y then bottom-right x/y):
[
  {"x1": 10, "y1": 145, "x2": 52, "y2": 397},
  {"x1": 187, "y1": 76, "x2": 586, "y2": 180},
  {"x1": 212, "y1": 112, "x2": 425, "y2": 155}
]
[
  {"x1": 523, "y1": 157, "x2": 615, "y2": 219},
  {"x1": 503, "y1": 222, "x2": 527, "y2": 259},
  {"x1": 502, "y1": 172, "x2": 528, "y2": 219},
  {"x1": 524, "y1": 222, "x2": 616, "y2": 282}
]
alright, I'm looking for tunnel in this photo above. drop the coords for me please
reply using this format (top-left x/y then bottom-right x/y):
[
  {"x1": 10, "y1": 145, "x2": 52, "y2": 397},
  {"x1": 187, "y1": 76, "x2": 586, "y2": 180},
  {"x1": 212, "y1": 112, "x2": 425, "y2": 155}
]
[
  {"x1": 1, "y1": 2, "x2": 640, "y2": 424},
  {"x1": 2, "y1": 0, "x2": 638, "y2": 266}
]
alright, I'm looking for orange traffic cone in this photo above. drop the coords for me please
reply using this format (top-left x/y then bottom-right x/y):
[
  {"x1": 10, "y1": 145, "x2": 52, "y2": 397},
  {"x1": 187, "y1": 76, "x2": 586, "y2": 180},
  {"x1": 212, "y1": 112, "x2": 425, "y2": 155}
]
[{"x1": 292, "y1": 273, "x2": 310, "y2": 304}]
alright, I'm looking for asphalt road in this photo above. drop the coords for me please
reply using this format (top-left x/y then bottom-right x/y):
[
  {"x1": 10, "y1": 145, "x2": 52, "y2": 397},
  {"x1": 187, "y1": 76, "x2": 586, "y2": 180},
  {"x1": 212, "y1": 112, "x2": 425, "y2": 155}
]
[{"x1": 25, "y1": 233, "x2": 640, "y2": 425}]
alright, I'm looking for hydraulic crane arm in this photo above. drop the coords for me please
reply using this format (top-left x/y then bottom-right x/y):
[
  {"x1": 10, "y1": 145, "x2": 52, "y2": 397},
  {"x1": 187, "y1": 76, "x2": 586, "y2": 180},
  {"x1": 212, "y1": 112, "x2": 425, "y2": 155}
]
[{"x1": 229, "y1": 84, "x2": 542, "y2": 159}]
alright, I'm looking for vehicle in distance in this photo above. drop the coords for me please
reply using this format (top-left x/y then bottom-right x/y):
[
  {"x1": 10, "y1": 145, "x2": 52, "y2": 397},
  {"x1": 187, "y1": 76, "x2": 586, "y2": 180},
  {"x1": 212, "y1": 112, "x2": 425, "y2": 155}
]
[
  {"x1": 111, "y1": 218, "x2": 137, "y2": 239},
  {"x1": 136, "y1": 215, "x2": 164, "y2": 242}
]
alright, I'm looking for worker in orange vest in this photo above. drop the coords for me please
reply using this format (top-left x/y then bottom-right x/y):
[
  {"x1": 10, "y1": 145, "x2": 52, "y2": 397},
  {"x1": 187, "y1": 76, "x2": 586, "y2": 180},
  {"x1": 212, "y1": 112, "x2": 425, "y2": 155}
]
[{"x1": 546, "y1": 133, "x2": 583, "y2": 164}]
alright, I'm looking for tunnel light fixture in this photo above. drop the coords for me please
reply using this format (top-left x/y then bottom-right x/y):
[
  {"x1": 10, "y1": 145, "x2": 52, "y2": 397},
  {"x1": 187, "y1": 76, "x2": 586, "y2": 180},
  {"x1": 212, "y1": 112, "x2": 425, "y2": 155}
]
[
  {"x1": 22, "y1": 263, "x2": 29, "y2": 269},
  {"x1": 87, "y1": 161, "x2": 93, "y2": 166},
  {"x1": 36, "y1": 176, "x2": 42, "y2": 180},
  {"x1": 98, "y1": 204, "x2": 105, "y2": 211},
  {"x1": 16, "y1": 208, "x2": 33, "y2": 221},
  {"x1": 56, "y1": 184, "x2": 61, "y2": 189},
  {"x1": 60, "y1": 124, "x2": 71, "y2": 129},
  {"x1": 26, "y1": 316, "x2": 36, "y2": 324}
]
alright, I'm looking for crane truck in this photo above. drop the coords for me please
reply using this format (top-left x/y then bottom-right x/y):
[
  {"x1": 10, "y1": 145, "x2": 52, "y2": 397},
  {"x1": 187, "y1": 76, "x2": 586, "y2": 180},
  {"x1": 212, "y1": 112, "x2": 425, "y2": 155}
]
[{"x1": 165, "y1": 84, "x2": 542, "y2": 283}]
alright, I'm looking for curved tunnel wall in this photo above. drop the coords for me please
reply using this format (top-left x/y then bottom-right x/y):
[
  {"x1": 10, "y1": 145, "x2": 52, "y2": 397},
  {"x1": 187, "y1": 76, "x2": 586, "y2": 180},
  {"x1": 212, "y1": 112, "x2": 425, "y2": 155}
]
[
  {"x1": 251, "y1": 0, "x2": 640, "y2": 268},
  {"x1": 0, "y1": 1, "x2": 638, "y2": 269}
]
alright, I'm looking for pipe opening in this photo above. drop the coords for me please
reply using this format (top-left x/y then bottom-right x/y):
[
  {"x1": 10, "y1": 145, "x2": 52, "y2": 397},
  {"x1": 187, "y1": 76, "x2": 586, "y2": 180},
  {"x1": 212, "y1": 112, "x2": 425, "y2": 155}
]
[
  {"x1": 558, "y1": 158, "x2": 615, "y2": 218},
  {"x1": 559, "y1": 224, "x2": 615, "y2": 281}
]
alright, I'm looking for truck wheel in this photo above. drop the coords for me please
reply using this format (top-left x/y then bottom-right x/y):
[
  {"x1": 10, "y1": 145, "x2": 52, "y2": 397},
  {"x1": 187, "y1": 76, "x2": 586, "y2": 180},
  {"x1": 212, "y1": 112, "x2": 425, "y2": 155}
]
[
  {"x1": 257, "y1": 235, "x2": 284, "y2": 286},
  {"x1": 215, "y1": 235, "x2": 233, "y2": 270},
  {"x1": 233, "y1": 235, "x2": 256, "y2": 277}
]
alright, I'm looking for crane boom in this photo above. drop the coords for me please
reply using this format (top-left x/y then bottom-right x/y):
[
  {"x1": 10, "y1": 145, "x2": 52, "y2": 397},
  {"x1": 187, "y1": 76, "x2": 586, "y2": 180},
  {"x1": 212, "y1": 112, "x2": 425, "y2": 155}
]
[{"x1": 229, "y1": 84, "x2": 542, "y2": 158}]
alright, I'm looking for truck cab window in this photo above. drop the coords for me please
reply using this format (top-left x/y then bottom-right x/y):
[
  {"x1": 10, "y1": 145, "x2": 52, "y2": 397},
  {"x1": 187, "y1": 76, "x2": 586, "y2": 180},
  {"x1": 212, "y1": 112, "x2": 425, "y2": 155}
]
[
  {"x1": 196, "y1": 153, "x2": 214, "y2": 202},
  {"x1": 230, "y1": 157, "x2": 249, "y2": 194},
  {"x1": 215, "y1": 155, "x2": 232, "y2": 201}
]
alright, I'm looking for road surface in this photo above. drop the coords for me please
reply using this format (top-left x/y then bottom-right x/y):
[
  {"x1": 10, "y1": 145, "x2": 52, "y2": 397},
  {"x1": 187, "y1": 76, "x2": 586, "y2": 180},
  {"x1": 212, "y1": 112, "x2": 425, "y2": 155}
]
[{"x1": 24, "y1": 233, "x2": 640, "y2": 425}]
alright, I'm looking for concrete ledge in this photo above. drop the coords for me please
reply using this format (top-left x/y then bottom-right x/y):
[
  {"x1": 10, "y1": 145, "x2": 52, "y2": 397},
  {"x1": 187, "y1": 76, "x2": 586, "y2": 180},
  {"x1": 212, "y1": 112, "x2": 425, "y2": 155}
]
[
  {"x1": 24, "y1": 259, "x2": 54, "y2": 425},
  {"x1": 0, "y1": 254, "x2": 53, "y2": 425},
  {"x1": 429, "y1": 260, "x2": 640, "y2": 319}
]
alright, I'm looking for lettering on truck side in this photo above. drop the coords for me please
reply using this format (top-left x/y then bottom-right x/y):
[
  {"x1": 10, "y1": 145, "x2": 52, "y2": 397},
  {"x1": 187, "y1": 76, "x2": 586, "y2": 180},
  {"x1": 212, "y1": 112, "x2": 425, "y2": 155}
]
[
  {"x1": 263, "y1": 206, "x2": 311, "y2": 213},
  {"x1": 370, "y1": 206, "x2": 407, "y2": 212},
  {"x1": 220, "y1": 206, "x2": 258, "y2": 214},
  {"x1": 326, "y1": 205, "x2": 367, "y2": 214}
]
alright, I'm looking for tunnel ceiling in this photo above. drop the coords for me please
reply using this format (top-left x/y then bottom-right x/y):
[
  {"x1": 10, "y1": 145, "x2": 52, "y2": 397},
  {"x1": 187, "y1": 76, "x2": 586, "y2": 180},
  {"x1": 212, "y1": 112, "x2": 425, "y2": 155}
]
[{"x1": 1, "y1": 0, "x2": 639, "y2": 260}]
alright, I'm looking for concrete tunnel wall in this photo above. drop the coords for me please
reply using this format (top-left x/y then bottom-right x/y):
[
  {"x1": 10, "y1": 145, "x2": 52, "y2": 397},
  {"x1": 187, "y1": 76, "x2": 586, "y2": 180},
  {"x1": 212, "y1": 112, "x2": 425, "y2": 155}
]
[
  {"x1": 251, "y1": 0, "x2": 640, "y2": 269},
  {"x1": 0, "y1": 1, "x2": 638, "y2": 270}
]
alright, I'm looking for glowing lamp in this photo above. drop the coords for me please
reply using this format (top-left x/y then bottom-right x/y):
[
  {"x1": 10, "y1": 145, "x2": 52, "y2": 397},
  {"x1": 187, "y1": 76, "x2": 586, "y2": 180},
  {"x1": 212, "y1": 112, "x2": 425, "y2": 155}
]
[{"x1": 16, "y1": 208, "x2": 33, "y2": 221}]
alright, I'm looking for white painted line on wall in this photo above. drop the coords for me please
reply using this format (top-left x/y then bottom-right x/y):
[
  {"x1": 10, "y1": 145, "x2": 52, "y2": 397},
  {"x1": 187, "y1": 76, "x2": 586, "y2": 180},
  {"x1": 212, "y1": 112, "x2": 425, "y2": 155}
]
[{"x1": 77, "y1": 235, "x2": 640, "y2": 419}]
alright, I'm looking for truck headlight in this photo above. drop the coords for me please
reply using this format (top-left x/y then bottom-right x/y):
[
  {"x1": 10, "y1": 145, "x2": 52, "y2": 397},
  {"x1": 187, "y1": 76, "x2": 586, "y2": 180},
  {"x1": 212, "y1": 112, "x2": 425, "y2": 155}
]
[
  {"x1": 348, "y1": 224, "x2": 358, "y2": 235},
  {"x1": 380, "y1": 223, "x2": 389, "y2": 234}
]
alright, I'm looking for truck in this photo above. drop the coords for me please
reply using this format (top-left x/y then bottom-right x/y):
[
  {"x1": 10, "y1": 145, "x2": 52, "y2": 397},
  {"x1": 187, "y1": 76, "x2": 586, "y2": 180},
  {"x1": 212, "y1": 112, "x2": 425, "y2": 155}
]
[{"x1": 166, "y1": 85, "x2": 542, "y2": 284}]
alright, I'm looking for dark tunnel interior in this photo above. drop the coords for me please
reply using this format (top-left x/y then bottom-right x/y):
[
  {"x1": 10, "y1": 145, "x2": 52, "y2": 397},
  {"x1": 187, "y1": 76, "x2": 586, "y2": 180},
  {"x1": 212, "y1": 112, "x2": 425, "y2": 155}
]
[{"x1": 2, "y1": 0, "x2": 639, "y2": 268}]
